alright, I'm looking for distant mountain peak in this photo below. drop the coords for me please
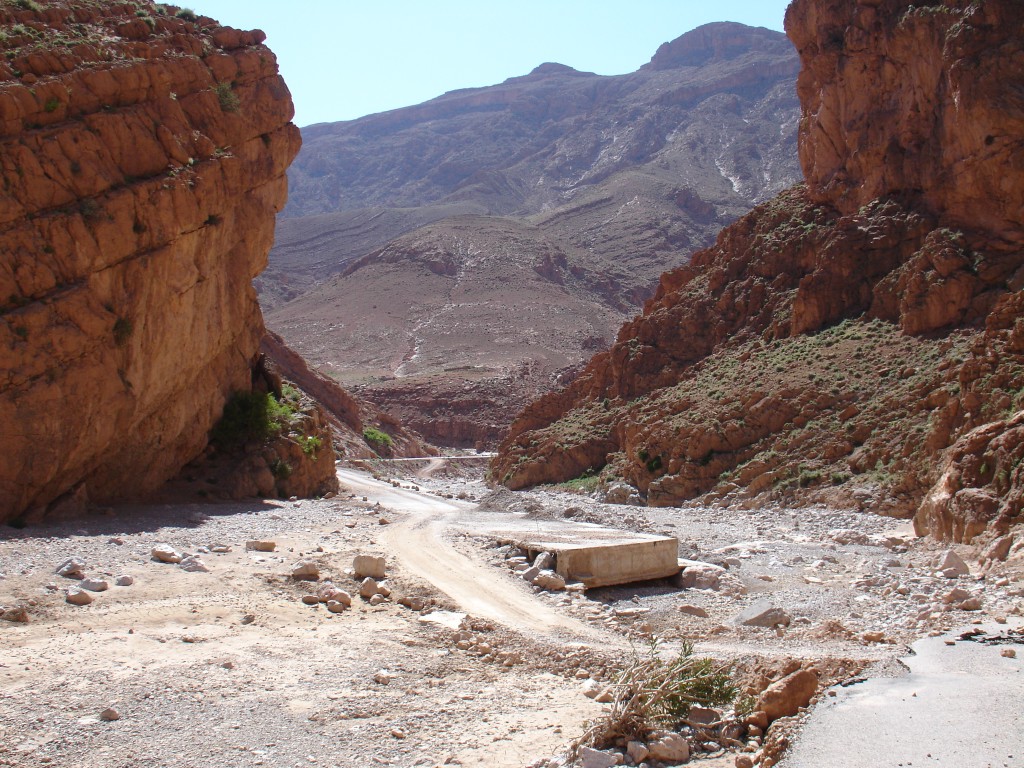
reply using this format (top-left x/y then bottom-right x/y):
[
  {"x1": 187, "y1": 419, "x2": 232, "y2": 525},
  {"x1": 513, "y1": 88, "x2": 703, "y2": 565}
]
[
  {"x1": 643, "y1": 21, "x2": 791, "y2": 70},
  {"x1": 503, "y1": 61, "x2": 590, "y2": 84}
]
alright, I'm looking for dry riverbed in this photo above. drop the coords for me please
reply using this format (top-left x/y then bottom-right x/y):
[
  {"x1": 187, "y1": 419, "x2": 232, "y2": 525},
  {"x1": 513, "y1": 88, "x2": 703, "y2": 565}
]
[{"x1": 1, "y1": 464, "x2": 1022, "y2": 768}]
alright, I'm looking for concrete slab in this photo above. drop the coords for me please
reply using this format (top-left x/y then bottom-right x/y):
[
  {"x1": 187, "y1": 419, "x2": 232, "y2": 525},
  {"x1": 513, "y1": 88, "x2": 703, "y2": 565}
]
[{"x1": 470, "y1": 518, "x2": 679, "y2": 588}]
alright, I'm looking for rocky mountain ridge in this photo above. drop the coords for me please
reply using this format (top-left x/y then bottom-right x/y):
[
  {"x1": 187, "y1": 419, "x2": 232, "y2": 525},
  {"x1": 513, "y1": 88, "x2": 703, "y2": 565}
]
[
  {"x1": 266, "y1": 23, "x2": 804, "y2": 445},
  {"x1": 492, "y1": 0, "x2": 1024, "y2": 549}
]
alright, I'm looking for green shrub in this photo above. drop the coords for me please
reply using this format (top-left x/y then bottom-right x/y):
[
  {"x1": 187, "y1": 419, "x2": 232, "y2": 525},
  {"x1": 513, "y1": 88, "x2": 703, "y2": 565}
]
[
  {"x1": 299, "y1": 434, "x2": 323, "y2": 457},
  {"x1": 363, "y1": 427, "x2": 393, "y2": 449},
  {"x1": 269, "y1": 458, "x2": 291, "y2": 479},
  {"x1": 214, "y1": 81, "x2": 239, "y2": 112},
  {"x1": 211, "y1": 390, "x2": 294, "y2": 450},
  {"x1": 175, "y1": 7, "x2": 197, "y2": 21},
  {"x1": 16, "y1": 0, "x2": 41, "y2": 11},
  {"x1": 43, "y1": 97, "x2": 59, "y2": 113}
]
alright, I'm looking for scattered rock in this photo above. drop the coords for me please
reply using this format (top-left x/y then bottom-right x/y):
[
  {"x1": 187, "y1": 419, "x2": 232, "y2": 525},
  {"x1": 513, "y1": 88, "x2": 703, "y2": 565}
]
[
  {"x1": 534, "y1": 551, "x2": 555, "y2": 570},
  {"x1": 353, "y1": 555, "x2": 386, "y2": 579},
  {"x1": 291, "y1": 560, "x2": 320, "y2": 580},
  {"x1": 326, "y1": 600, "x2": 347, "y2": 614},
  {"x1": 937, "y1": 549, "x2": 969, "y2": 577},
  {"x1": 245, "y1": 540, "x2": 276, "y2": 552},
  {"x1": 66, "y1": 588, "x2": 93, "y2": 606},
  {"x1": 211, "y1": 544, "x2": 232, "y2": 554},
  {"x1": 359, "y1": 577, "x2": 380, "y2": 599},
  {"x1": 521, "y1": 565, "x2": 541, "y2": 583},
  {"x1": 733, "y1": 600, "x2": 792, "y2": 628},
  {"x1": 1002, "y1": 649, "x2": 1017, "y2": 659},
  {"x1": 56, "y1": 557, "x2": 86, "y2": 579},
  {"x1": 99, "y1": 707, "x2": 120, "y2": 722},
  {"x1": 648, "y1": 731, "x2": 690, "y2": 763},
  {"x1": 114, "y1": 575, "x2": 134, "y2": 587},
  {"x1": 398, "y1": 596, "x2": 427, "y2": 611},
  {"x1": 301, "y1": 595, "x2": 320, "y2": 605},
  {"x1": 626, "y1": 741, "x2": 650, "y2": 764},
  {"x1": 679, "y1": 559, "x2": 747, "y2": 595},
  {"x1": 0, "y1": 605, "x2": 29, "y2": 623},
  {"x1": 179, "y1": 555, "x2": 210, "y2": 573},
  {"x1": 678, "y1": 603, "x2": 710, "y2": 618},
  {"x1": 757, "y1": 669, "x2": 818, "y2": 722},
  {"x1": 368, "y1": 594, "x2": 386, "y2": 606},
  {"x1": 151, "y1": 544, "x2": 183, "y2": 564},
  {"x1": 533, "y1": 570, "x2": 566, "y2": 591},
  {"x1": 79, "y1": 578, "x2": 109, "y2": 592},
  {"x1": 578, "y1": 746, "x2": 619, "y2": 768},
  {"x1": 373, "y1": 671, "x2": 392, "y2": 685}
]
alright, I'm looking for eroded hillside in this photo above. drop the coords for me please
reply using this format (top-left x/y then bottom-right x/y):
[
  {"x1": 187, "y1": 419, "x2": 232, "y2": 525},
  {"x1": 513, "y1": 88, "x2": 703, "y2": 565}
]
[
  {"x1": 493, "y1": 0, "x2": 1024, "y2": 546},
  {"x1": 267, "y1": 23, "x2": 804, "y2": 445}
]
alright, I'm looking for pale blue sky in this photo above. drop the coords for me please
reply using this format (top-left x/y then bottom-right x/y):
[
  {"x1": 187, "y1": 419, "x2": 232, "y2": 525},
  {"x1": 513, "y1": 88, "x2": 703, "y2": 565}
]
[{"x1": 193, "y1": 1, "x2": 793, "y2": 128}]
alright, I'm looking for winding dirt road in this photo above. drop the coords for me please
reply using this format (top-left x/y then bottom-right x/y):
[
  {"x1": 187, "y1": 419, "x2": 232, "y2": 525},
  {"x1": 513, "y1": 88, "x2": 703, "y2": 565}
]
[{"x1": 337, "y1": 468, "x2": 612, "y2": 643}]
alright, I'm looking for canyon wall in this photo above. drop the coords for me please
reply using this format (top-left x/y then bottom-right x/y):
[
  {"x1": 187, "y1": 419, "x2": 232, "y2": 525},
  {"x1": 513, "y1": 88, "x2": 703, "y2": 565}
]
[
  {"x1": 0, "y1": 2, "x2": 300, "y2": 521},
  {"x1": 492, "y1": 0, "x2": 1024, "y2": 542}
]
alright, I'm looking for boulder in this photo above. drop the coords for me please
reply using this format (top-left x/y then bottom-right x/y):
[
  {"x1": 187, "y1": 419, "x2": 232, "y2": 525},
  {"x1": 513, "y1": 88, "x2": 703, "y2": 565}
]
[
  {"x1": 757, "y1": 669, "x2": 818, "y2": 721},
  {"x1": 56, "y1": 557, "x2": 86, "y2": 579},
  {"x1": 66, "y1": 588, "x2": 93, "y2": 606},
  {"x1": 79, "y1": 578, "x2": 109, "y2": 592},
  {"x1": 291, "y1": 560, "x2": 320, "y2": 580},
  {"x1": 679, "y1": 559, "x2": 747, "y2": 596},
  {"x1": 532, "y1": 570, "x2": 566, "y2": 591},
  {"x1": 937, "y1": 549, "x2": 970, "y2": 577},
  {"x1": 179, "y1": 556, "x2": 210, "y2": 573},
  {"x1": 151, "y1": 545, "x2": 183, "y2": 564},
  {"x1": 733, "y1": 600, "x2": 792, "y2": 628},
  {"x1": 353, "y1": 555, "x2": 386, "y2": 579},
  {"x1": 578, "y1": 746, "x2": 619, "y2": 768},
  {"x1": 245, "y1": 540, "x2": 277, "y2": 552}
]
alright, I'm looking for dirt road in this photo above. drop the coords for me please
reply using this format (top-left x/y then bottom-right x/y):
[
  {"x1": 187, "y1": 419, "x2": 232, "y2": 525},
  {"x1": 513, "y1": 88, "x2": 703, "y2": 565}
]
[{"x1": 339, "y1": 468, "x2": 614, "y2": 643}]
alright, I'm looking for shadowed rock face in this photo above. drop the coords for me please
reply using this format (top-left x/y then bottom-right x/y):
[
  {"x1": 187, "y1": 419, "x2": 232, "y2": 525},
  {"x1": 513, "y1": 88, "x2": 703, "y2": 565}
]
[
  {"x1": 0, "y1": 2, "x2": 300, "y2": 522},
  {"x1": 492, "y1": 0, "x2": 1024, "y2": 539}
]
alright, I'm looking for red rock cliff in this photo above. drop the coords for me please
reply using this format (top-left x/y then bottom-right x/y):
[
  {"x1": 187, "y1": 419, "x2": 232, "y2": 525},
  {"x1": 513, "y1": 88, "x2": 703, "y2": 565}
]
[
  {"x1": 492, "y1": 0, "x2": 1024, "y2": 542},
  {"x1": 0, "y1": 2, "x2": 300, "y2": 521}
]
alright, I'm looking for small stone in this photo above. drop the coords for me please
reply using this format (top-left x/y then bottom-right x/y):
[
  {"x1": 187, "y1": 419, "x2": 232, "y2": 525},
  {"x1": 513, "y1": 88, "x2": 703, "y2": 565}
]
[
  {"x1": 861, "y1": 630, "x2": 885, "y2": 644},
  {"x1": 937, "y1": 549, "x2": 969, "y2": 577},
  {"x1": 108, "y1": 537, "x2": 124, "y2": 546},
  {"x1": 56, "y1": 557, "x2": 86, "y2": 579},
  {"x1": 179, "y1": 555, "x2": 210, "y2": 573},
  {"x1": 534, "y1": 551, "x2": 555, "y2": 570},
  {"x1": 151, "y1": 544, "x2": 183, "y2": 564},
  {"x1": 79, "y1": 578, "x2": 109, "y2": 592},
  {"x1": 99, "y1": 707, "x2": 120, "y2": 722},
  {"x1": 291, "y1": 560, "x2": 320, "y2": 580},
  {"x1": 359, "y1": 577, "x2": 380, "y2": 599},
  {"x1": 352, "y1": 555, "x2": 386, "y2": 579},
  {"x1": 757, "y1": 669, "x2": 818, "y2": 721},
  {"x1": 373, "y1": 671, "x2": 392, "y2": 685},
  {"x1": 114, "y1": 575, "x2": 134, "y2": 587},
  {"x1": 240, "y1": 613, "x2": 256, "y2": 625},
  {"x1": 578, "y1": 746, "x2": 619, "y2": 768},
  {"x1": 398, "y1": 596, "x2": 427, "y2": 611},
  {"x1": 390, "y1": 728, "x2": 406, "y2": 739},
  {"x1": 66, "y1": 588, "x2": 93, "y2": 606},
  {"x1": 301, "y1": 595, "x2": 320, "y2": 605},
  {"x1": 369, "y1": 594, "x2": 386, "y2": 606},
  {"x1": 648, "y1": 732, "x2": 690, "y2": 763},
  {"x1": 735, "y1": 756, "x2": 755, "y2": 768},
  {"x1": 0, "y1": 605, "x2": 29, "y2": 623},
  {"x1": 678, "y1": 604, "x2": 710, "y2": 618},
  {"x1": 532, "y1": 570, "x2": 566, "y2": 591},
  {"x1": 245, "y1": 540, "x2": 276, "y2": 552},
  {"x1": 734, "y1": 600, "x2": 792, "y2": 628},
  {"x1": 211, "y1": 545, "x2": 232, "y2": 553},
  {"x1": 626, "y1": 741, "x2": 649, "y2": 764},
  {"x1": 581, "y1": 679, "x2": 602, "y2": 699},
  {"x1": 378, "y1": 518, "x2": 390, "y2": 525},
  {"x1": 1001, "y1": 649, "x2": 1016, "y2": 659},
  {"x1": 521, "y1": 565, "x2": 541, "y2": 583},
  {"x1": 956, "y1": 596, "x2": 983, "y2": 611},
  {"x1": 326, "y1": 600, "x2": 346, "y2": 614}
]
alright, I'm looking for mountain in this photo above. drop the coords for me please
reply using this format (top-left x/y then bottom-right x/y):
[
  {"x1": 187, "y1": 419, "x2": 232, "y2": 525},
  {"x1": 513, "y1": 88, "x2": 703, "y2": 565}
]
[
  {"x1": 492, "y1": 0, "x2": 1024, "y2": 549},
  {"x1": 264, "y1": 23, "x2": 803, "y2": 444}
]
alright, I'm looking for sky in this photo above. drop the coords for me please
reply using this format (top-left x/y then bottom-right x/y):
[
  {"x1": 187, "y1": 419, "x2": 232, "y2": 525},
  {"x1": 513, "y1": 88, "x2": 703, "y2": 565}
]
[{"x1": 191, "y1": 1, "x2": 794, "y2": 128}]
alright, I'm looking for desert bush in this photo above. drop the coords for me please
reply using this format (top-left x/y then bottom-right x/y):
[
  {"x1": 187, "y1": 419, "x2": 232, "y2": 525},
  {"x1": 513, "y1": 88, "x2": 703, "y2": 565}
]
[
  {"x1": 214, "y1": 81, "x2": 239, "y2": 112},
  {"x1": 363, "y1": 426, "x2": 393, "y2": 449},
  {"x1": 211, "y1": 390, "x2": 295, "y2": 450},
  {"x1": 576, "y1": 639, "x2": 737, "y2": 752}
]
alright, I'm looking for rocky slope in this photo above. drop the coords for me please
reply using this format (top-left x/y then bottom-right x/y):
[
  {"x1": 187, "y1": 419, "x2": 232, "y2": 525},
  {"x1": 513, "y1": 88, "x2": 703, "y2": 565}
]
[
  {"x1": 493, "y1": 0, "x2": 1024, "y2": 547},
  {"x1": 266, "y1": 23, "x2": 803, "y2": 444},
  {"x1": 0, "y1": 1, "x2": 304, "y2": 523}
]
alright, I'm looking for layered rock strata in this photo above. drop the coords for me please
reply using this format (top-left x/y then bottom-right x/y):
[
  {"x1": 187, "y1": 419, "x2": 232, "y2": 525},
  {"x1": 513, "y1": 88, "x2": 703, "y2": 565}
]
[
  {"x1": 0, "y1": 2, "x2": 300, "y2": 522},
  {"x1": 492, "y1": 0, "x2": 1024, "y2": 541}
]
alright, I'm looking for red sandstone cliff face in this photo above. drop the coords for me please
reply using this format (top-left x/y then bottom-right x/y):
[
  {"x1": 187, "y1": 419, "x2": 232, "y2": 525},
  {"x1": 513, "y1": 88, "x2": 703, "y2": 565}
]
[
  {"x1": 492, "y1": 0, "x2": 1024, "y2": 541},
  {"x1": 0, "y1": 2, "x2": 300, "y2": 521}
]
